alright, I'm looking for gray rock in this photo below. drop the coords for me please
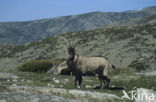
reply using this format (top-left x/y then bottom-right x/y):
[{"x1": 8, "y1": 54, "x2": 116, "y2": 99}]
[
  {"x1": 47, "y1": 65, "x2": 57, "y2": 74},
  {"x1": 0, "y1": 99, "x2": 7, "y2": 102},
  {"x1": 143, "y1": 71, "x2": 156, "y2": 76},
  {"x1": 135, "y1": 71, "x2": 156, "y2": 76},
  {"x1": 92, "y1": 84, "x2": 100, "y2": 89},
  {"x1": 0, "y1": 72, "x2": 19, "y2": 80},
  {"x1": 0, "y1": 93, "x2": 84, "y2": 102},
  {"x1": 7, "y1": 86, "x2": 120, "y2": 101}
]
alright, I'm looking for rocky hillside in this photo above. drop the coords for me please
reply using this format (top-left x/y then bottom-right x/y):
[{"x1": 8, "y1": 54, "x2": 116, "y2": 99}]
[
  {"x1": 0, "y1": 22, "x2": 156, "y2": 72},
  {"x1": 0, "y1": 22, "x2": 156, "y2": 102},
  {"x1": 0, "y1": 6, "x2": 156, "y2": 44}
]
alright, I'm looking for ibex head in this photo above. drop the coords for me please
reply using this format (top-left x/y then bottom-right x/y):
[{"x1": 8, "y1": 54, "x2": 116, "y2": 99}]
[
  {"x1": 58, "y1": 36, "x2": 82, "y2": 61},
  {"x1": 55, "y1": 61, "x2": 68, "y2": 74}
]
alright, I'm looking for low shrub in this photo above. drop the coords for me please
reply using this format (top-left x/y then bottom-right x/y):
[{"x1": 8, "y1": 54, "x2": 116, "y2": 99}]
[
  {"x1": 16, "y1": 59, "x2": 64, "y2": 73},
  {"x1": 129, "y1": 60, "x2": 148, "y2": 72}
]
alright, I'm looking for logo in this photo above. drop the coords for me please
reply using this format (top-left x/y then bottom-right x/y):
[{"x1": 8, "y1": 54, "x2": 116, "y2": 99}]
[{"x1": 121, "y1": 89, "x2": 155, "y2": 101}]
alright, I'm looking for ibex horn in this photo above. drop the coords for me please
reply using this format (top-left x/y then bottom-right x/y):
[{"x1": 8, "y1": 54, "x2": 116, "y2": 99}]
[
  {"x1": 58, "y1": 36, "x2": 70, "y2": 47},
  {"x1": 73, "y1": 39, "x2": 84, "y2": 47}
]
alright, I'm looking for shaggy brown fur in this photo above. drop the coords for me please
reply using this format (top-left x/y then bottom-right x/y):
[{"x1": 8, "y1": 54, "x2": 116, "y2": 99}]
[{"x1": 58, "y1": 36, "x2": 115, "y2": 89}]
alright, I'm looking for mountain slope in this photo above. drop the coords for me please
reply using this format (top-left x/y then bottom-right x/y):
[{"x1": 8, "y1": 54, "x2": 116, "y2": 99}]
[
  {"x1": 0, "y1": 22, "x2": 156, "y2": 72},
  {"x1": 0, "y1": 6, "x2": 156, "y2": 44}
]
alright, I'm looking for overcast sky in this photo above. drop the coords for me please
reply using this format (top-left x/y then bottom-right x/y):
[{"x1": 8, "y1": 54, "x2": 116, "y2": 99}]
[{"x1": 0, "y1": 0, "x2": 156, "y2": 22}]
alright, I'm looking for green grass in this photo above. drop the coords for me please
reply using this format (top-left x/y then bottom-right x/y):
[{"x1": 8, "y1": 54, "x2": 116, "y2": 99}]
[
  {"x1": 0, "y1": 68, "x2": 155, "y2": 102},
  {"x1": 0, "y1": 79, "x2": 11, "y2": 93},
  {"x1": 108, "y1": 67, "x2": 135, "y2": 76},
  {"x1": 12, "y1": 68, "x2": 156, "y2": 96}
]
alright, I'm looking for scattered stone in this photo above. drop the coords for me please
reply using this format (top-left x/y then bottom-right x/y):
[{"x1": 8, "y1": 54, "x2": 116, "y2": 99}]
[
  {"x1": 21, "y1": 79, "x2": 25, "y2": 82},
  {"x1": 52, "y1": 78, "x2": 60, "y2": 84},
  {"x1": 92, "y1": 84, "x2": 100, "y2": 89},
  {"x1": 12, "y1": 79, "x2": 17, "y2": 82},
  {"x1": 111, "y1": 85, "x2": 115, "y2": 88},
  {"x1": 85, "y1": 85, "x2": 91, "y2": 88},
  {"x1": 11, "y1": 84, "x2": 17, "y2": 87},
  {"x1": 0, "y1": 99, "x2": 7, "y2": 102},
  {"x1": 60, "y1": 85, "x2": 63, "y2": 88},
  {"x1": 27, "y1": 80, "x2": 32, "y2": 83},
  {"x1": 64, "y1": 78, "x2": 69, "y2": 83},
  {"x1": 7, "y1": 86, "x2": 120, "y2": 101},
  {"x1": 51, "y1": 85, "x2": 55, "y2": 88},
  {"x1": 47, "y1": 83, "x2": 55, "y2": 88},
  {"x1": 47, "y1": 83, "x2": 51, "y2": 87}
]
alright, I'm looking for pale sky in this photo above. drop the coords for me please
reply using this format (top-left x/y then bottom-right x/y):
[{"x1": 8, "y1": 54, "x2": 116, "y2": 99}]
[{"x1": 0, "y1": 0, "x2": 156, "y2": 22}]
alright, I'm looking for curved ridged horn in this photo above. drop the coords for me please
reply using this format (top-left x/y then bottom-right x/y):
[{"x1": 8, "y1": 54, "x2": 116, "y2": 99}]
[
  {"x1": 58, "y1": 36, "x2": 70, "y2": 47},
  {"x1": 73, "y1": 39, "x2": 84, "y2": 47}
]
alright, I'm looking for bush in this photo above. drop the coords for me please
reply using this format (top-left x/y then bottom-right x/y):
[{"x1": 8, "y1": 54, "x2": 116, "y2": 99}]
[
  {"x1": 129, "y1": 60, "x2": 148, "y2": 72},
  {"x1": 16, "y1": 59, "x2": 64, "y2": 73}
]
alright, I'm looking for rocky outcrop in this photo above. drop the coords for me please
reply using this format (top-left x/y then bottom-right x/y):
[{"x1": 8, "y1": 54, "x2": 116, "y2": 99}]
[
  {"x1": 0, "y1": 93, "x2": 85, "y2": 102},
  {"x1": 0, "y1": 72, "x2": 19, "y2": 80},
  {"x1": 7, "y1": 86, "x2": 120, "y2": 102}
]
